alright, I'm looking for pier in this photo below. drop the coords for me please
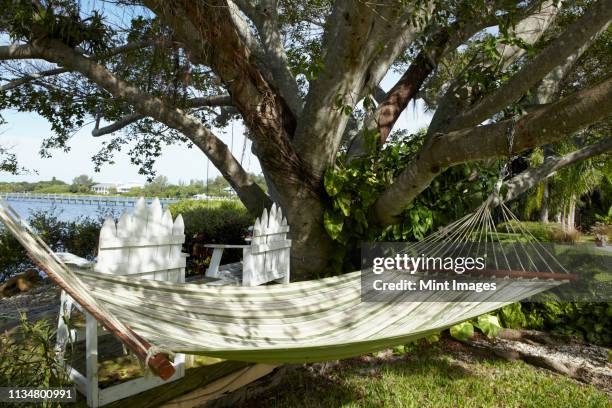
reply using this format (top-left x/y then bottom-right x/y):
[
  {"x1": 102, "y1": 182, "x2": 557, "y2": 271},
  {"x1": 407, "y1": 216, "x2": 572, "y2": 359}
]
[{"x1": 0, "y1": 193, "x2": 180, "y2": 207}]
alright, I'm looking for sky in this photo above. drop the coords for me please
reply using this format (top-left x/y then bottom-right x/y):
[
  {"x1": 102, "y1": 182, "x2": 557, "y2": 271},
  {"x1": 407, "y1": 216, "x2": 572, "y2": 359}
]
[{"x1": 0, "y1": 70, "x2": 433, "y2": 186}]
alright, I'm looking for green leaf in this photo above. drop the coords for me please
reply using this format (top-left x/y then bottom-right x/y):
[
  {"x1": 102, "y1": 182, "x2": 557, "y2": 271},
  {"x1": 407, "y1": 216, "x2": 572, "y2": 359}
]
[
  {"x1": 354, "y1": 208, "x2": 368, "y2": 228},
  {"x1": 335, "y1": 193, "x2": 351, "y2": 217},
  {"x1": 450, "y1": 321, "x2": 474, "y2": 341},
  {"x1": 476, "y1": 314, "x2": 501, "y2": 338},
  {"x1": 324, "y1": 170, "x2": 341, "y2": 196},
  {"x1": 323, "y1": 211, "x2": 344, "y2": 241}
]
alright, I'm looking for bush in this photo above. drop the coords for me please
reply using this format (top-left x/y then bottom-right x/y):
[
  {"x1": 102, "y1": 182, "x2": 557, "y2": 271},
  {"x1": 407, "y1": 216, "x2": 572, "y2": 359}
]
[
  {"x1": 549, "y1": 228, "x2": 582, "y2": 244},
  {"x1": 590, "y1": 222, "x2": 612, "y2": 242},
  {"x1": 497, "y1": 221, "x2": 582, "y2": 243},
  {"x1": 0, "y1": 315, "x2": 72, "y2": 406},
  {"x1": 0, "y1": 209, "x2": 101, "y2": 282},
  {"x1": 498, "y1": 302, "x2": 612, "y2": 346},
  {"x1": 168, "y1": 200, "x2": 254, "y2": 274}
]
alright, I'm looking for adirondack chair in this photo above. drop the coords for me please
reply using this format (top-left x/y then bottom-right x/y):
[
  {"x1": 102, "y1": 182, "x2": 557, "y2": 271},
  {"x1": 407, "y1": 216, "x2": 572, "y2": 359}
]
[
  {"x1": 205, "y1": 203, "x2": 291, "y2": 286},
  {"x1": 55, "y1": 198, "x2": 187, "y2": 407}
]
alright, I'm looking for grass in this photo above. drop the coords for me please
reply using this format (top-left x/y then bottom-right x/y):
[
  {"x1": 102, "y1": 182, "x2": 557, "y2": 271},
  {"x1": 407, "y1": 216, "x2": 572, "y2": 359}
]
[{"x1": 238, "y1": 343, "x2": 611, "y2": 408}]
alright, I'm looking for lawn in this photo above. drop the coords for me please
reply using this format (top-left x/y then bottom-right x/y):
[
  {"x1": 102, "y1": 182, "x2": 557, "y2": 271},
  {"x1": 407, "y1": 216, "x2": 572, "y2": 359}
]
[{"x1": 238, "y1": 341, "x2": 611, "y2": 408}]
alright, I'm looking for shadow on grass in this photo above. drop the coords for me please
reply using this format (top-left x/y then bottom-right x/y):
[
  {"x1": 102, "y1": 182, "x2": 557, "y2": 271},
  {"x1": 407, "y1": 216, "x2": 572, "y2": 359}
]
[{"x1": 236, "y1": 350, "x2": 474, "y2": 408}]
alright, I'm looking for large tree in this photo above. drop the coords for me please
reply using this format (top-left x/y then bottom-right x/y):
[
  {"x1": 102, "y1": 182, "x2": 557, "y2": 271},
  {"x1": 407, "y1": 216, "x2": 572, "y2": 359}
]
[{"x1": 0, "y1": 0, "x2": 610, "y2": 279}]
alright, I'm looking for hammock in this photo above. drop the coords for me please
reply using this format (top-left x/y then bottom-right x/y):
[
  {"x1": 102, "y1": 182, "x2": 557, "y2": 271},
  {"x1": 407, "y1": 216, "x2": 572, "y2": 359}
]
[{"x1": 0, "y1": 198, "x2": 570, "y2": 378}]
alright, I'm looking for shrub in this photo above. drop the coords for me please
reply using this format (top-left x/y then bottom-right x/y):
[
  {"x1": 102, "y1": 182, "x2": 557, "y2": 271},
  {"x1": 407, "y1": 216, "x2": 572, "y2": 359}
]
[
  {"x1": 498, "y1": 302, "x2": 612, "y2": 346},
  {"x1": 168, "y1": 200, "x2": 255, "y2": 274},
  {"x1": 497, "y1": 221, "x2": 564, "y2": 242},
  {"x1": 497, "y1": 221, "x2": 584, "y2": 243},
  {"x1": 549, "y1": 228, "x2": 582, "y2": 244},
  {"x1": 0, "y1": 209, "x2": 101, "y2": 282},
  {"x1": 590, "y1": 222, "x2": 612, "y2": 242},
  {"x1": 0, "y1": 315, "x2": 72, "y2": 407}
]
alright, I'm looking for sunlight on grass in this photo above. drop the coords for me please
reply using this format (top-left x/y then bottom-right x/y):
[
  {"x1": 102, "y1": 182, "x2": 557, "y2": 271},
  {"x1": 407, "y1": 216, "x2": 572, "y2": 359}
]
[{"x1": 240, "y1": 350, "x2": 610, "y2": 408}]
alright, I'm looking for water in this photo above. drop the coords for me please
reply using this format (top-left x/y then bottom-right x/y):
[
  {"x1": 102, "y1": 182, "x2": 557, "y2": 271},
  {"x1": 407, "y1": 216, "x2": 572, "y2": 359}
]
[{"x1": 5, "y1": 198, "x2": 145, "y2": 222}]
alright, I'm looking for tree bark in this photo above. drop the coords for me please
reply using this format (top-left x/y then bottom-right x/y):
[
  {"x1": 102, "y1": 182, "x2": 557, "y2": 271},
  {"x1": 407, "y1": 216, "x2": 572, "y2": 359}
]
[
  {"x1": 446, "y1": 0, "x2": 611, "y2": 132},
  {"x1": 540, "y1": 181, "x2": 549, "y2": 223},
  {"x1": 490, "y1": 137, "x2": 612, "y2": 206},
  {"x1": 428, "y1": 0, "x2": 562, "y2": 135},
  {"x1": 375, "y1": 76, "x2": 612, "y2": 225}
]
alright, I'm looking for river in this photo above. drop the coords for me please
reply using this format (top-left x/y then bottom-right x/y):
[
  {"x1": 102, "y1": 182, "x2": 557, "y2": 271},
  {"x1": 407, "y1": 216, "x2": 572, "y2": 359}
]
[{"x1": 3, "y1": 197, "x2": 167, "y2": 222}]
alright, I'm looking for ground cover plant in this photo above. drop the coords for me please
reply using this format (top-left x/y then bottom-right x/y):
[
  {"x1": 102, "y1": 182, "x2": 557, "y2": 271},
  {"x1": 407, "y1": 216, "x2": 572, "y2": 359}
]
[{"x1": 235, "y1": 339, "x2": 610, "y2": 408}]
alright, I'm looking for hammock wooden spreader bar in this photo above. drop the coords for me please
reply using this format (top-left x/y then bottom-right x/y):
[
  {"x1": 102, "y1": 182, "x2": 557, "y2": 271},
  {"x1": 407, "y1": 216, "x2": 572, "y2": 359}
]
[
  {"x1": 421, "y1": 269, "x2": 578, "y2": 281},
  {"x1": 0, "y1": 200, "x2": 175, "y2": 380}
]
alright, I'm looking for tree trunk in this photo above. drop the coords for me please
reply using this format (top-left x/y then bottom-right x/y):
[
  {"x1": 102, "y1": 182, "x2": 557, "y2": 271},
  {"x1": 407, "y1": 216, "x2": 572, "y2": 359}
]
[
  {"x1": 281, "y1": 191, "x2": 336, "y2": 280},
  {"x1": 540, "y1": 181, "x2": 549, "y2": 223},
  {"x1": 568, "y1": 196, "x2": 576, "y2": 230}
]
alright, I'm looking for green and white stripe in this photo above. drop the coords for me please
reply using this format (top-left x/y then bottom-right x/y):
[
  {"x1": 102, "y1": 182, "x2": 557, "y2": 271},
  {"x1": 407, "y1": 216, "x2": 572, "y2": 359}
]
[{"x1": 76, "y1": 270, "x2": 561, "y2": 363}]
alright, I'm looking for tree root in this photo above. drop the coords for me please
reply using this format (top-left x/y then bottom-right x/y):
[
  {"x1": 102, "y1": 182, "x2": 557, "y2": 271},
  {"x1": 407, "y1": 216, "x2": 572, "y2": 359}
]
[{"x1": 459, "y1": 330, "x2": 612, "y2": 392}]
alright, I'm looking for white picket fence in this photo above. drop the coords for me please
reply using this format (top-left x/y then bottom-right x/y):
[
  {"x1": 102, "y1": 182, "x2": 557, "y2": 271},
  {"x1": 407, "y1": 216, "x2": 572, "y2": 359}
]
[
  {"x1": 206, "y1": 203, "x2": 291, "y2": 286},
  {"x1": 244, "y1": 203, "x2": 291, "y2": 286},
  {"x1": 95, "y1": 197, "x2": 186, "y2": 282}
]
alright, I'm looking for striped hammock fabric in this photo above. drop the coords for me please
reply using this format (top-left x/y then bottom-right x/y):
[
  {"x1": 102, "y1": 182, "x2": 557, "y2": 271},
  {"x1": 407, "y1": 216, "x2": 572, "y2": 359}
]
[
  {"x1": 74, "y1": 270, "x2": 562, "y2": 363},
  {"x1": 0, "y1": 198, "x2": 565, "y2": 364}
]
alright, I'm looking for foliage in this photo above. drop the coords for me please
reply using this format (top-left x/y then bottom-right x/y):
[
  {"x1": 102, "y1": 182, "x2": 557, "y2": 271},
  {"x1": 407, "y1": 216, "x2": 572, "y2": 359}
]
[
  {"x1": 0, "y1": 315, "x2": 71, "y2": 407},
  {"x1": 498, "y1": 302, "x2": 612, "y2": 346},
  {"x1": 549, "y1": 228, "x2": 583, "y2": 244},
  {"x1": 449, "y1": 313, "x2": 501, "y2": 341},
  {"x1": 323, "y1": 131, "x2": 500, "y2": 272},
  {"x1": 168, "y1": 200, "x2": 254, "y2": 273},
  {"x1": 449, "y1": 321, "x2": 474, "y2": 342},
  {"x1": 0, "y1": 208, "x2": 101, "y2": 282},
  {"x1": 595, "y1": 205, "x2": 612, "y2": 224},
  {"x1": 70, "y1": 174, "x2": 94, "y2": 193},
  {"x1": 0, "y1": 144, "x2": 28, "y2": 174},
  {"x1": 590, "y1": 222, "x2": 612, "y2": 242},
  {"x1": 497, "y1": 220, "x2": 579, "y2": 243},
  {"x1": 0, "y1": 178, "x2": 69, "y2": 193}
]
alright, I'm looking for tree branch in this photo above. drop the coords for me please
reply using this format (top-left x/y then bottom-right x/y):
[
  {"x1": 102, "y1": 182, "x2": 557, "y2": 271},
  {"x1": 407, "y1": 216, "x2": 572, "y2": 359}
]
[
  {"x1": 493, "y1": 137, "x2": 612, "y2": 205},
  {"x1": 374, "y1": 76, "x2": 612, "y2": 225},
  {"x1": 293, "y1": 1, "x2": 432, "y2": 178},
  {"x1": 91, "y1": 95, "x2": 233, "y2": 137},
  {"x1": 428, "y1": 0, "x2": 562, "y2": 134},
  {"x1": 146, "y1": 0, "x2": 323, "y2": 223},
  {"x1": 0, "y1": 44, "x2": 39, "y2": 60},
  {"x1": 0, "y1": 67, "x2": 66, "y2": 91},
  {"x1": 32, "y1": 39, "x2": 270, "y2": 215},
  {"x1": 92, "y1": 112, "x2": 143, "y2": 137},
  {"x1": 446, "y1": 0, "x2": 611, "y2": 132},
  {"x1": 0, "y1": 39, "x2": 171, "y2": 91},
  {"x1": 346, "y1": 1, "x2": 506, "y2": 159},
  {"x1": 231, "y1": 0, "x2": 302, "y2": 116}
]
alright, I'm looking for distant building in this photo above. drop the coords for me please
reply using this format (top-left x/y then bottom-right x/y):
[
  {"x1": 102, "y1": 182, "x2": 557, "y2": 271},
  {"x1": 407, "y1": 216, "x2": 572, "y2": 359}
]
[
  {"x1": 92, "y1": 183, "x2": 116, "y2": 195},
  {"x1": 116, "y1": 182, "x2": 144, "y2": 193},
  {"x1": 223, "y1": 186, "x2": 236, "y2": 196},
  {"x1": 92, "y1": 181, "x2": 145, "y2": 195}
]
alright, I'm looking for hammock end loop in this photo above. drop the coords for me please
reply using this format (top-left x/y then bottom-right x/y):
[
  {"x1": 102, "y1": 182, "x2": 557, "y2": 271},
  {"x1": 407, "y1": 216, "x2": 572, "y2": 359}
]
[{"x1": 147, "y1": 352, "x2": 176, "y2": 380}]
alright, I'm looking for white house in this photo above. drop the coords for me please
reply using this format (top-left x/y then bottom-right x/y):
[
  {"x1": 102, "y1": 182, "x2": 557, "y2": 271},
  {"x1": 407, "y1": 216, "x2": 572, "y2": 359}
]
[
  {"x1": 92, "y1": 181, "x2": 145, "y2": 195},
  {"x1": 91, "y1": 183, "x2": 116, "y2": 195},
  {"x1": 116, "y1": 182, "x2": 145, "y2": 193}
]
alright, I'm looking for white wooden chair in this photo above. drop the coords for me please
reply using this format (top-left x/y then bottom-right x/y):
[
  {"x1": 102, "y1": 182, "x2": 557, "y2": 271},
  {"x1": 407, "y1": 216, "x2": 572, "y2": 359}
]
[
  {"x1": 55, "y1": 198, "x2": 187, "y2": 407},
  {"x1": 205, "y1": 203, "x2": 291, "y2": 286}
]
